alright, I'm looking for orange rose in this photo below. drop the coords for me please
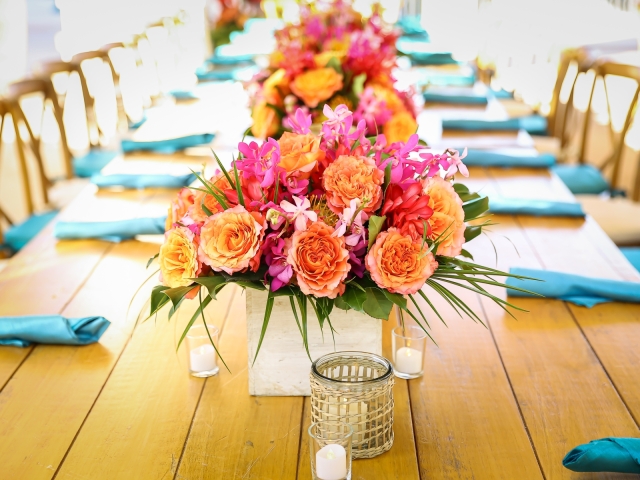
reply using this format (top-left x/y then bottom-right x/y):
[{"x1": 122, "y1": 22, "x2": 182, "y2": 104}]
[
  {"x1": 198, "y1": 205, "x2": 266, "y2": 274},
  {"x1": 159, "y1": 226, "x2": 200, "y2": 288},
  {"x1": 277, "y1": 132, "x2": 325, "y2": 179},
  {"x1": 286, "y1": 222, "x2": 350, "y2": 298},
  {"x1": 166, "y1": 187, "x2": 195, "y2": 230},
  {"x1": 383, "y1": 111, "x2": 418, "y2": 144},
  {"x1": 366, "y1": 228, "x2": 438, "y2": 295},
  {"x1": 290, "y1": 68, "x2": 344, "y2": 108},
  {"x1": 188, "y1": 174, "x2": 233, "y2": 223},
  {"x1": 252, "y1": 101, "x2": 280, "y2": 139},
  {"x1": 322, "y1": 155, "x2": 384, "y2": 214},
  {"x1": 424, "y1": 177, "x2": 465, "y2": 257},
  {"x1": 263, "y1": 68, "x2": 289, "y2": 105}
]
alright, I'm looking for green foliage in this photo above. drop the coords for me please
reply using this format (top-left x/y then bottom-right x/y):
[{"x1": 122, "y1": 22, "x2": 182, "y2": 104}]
[
  {"x1": 367, "y1": 215, "x2": 386, "y2": 251},
  {"x1": 352, "y1": 73, "x2": 367, "y2": 96},
  {"x1": 462, "y1": 196, "x2": 490, "y2": 221}
]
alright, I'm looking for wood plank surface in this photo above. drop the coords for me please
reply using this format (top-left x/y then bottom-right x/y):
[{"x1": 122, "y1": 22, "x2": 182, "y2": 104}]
[
  {"x1": 176, "y1": 288, "x2": 305, "y2": 480},
  {"x1": 465, "y1": 168, "x2": 640, "y2": 479}
]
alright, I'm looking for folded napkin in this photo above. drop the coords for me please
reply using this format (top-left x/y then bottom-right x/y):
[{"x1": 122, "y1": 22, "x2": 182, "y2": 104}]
[
  {"x1": 54, "y1": 217, "x2": 166, "y2": 242},
  {"x1": 121, "y1": 133, "x2": 215, "y2": 154},
  {"x1": 563, "y1": 438, "x2": 640, "y2": 474},
  {"x1": 463, "y1": 150, "x2": 556, "y2": 168},
  {"x1": 91, "y1": 173, "x2": 196, "y2": 189},
  {"x1": 0, "y1": 315, "x2": 110, "y2": 347},
  {"x1": 489, "y1": 199, "x2": 585, "y2": 217},
  {"x1": 410, "y1": 52, "x2": 458, "y2": 65},
  {"x1": 506, "y1": 267, "x2": 640, "y2": 307},
  {"x1": 73, "y1": 150, "x2": 119, "y2": 178},
  {"x1": 442, "y1": 115, "x2": 548, "y2": 135},
  {"x1": 397, "y1": 16, "x2": 428, "y2": 37},
  {"x1": 423, "y1": 89, "x2": 512, "y2": 105},
  {"x1": 208, "y1": 49, "x2": 255, "y2": 65},
  {"x1": 128, "y1": 115, "x2": 147, "y2": 130}
]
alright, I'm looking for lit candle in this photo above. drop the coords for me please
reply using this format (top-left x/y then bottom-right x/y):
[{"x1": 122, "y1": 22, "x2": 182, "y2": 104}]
[
  {"x1": 327, "y1": 399, "x2": 368, "y2": 436},
  {"x1": 189, "y1": 344, "x2": 217, "y2": 372},
  {"x1": 315, "y1": 444, "x2": 347, "y2": 480},
  {"x1": 395, "y1": 347, "x2": 422, "y2": 374}
]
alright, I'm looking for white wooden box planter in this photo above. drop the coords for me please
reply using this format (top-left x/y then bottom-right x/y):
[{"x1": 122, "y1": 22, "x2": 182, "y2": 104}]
[{"x1": 246, "y1": 289, "x2": 383, "y2": 396}]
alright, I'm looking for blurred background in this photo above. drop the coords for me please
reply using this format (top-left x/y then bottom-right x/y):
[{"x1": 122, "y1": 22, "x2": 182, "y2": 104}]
[{"x1": 1, "y1": 0, "x2": 640, "y2": 259}]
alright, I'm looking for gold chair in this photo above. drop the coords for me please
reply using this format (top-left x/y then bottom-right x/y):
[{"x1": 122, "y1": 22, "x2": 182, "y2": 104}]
[{"x1": 0, "y1": 85, "x2": 61, "y2": 253}]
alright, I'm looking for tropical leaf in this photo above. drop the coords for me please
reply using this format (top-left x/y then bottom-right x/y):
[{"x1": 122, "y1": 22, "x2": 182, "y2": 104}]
[
  {"x1": 462, "y1": 196, "x2": 490, "y2": 221},
  {"x1": 176, "y1": 294, "x2": 212, "y2": 351},
  {"x1": 464, "y1": 226, "x2": 483, "y2": 243},
  {"x1": 190, "y1": 276, "x2": 227, "y2": 299},
  {"x1": 146, "y1": 253, "x2": 159, "y2": 268},
  {"x1": 149, "y1": 285, "x2": 170, "y2": 317},
  {"x1": 367, "y1": 215, "x2": 386, "y2": 251},
  {"x1": 341, "y1": 286, "x2": 367, "y2": 312},
  {"x1": 253, "y1": 290, "x2": 275, "y2": 364},
  {"x1": 163, "y1": 285, "x2": 197, "y2": 310},
  {"x1": 362, "y1": 288, "x2": 394, "y2": 320},
  {"x1": 382, "y1": 290, "x2": 407, "y2": 310},
  {"x1": 352, "y1": 73, "x2": 367, "y2": 96}
]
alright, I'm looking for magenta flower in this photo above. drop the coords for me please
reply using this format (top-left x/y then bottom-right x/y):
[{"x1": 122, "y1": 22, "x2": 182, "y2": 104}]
[
  {"x1": 237, "y1": 138, "x2": 282, "y2": 189},
  {"x1": 353, "y1": 87, "x2": 392, "y2": 134},
  {"x1": 264, "y1": 234, "x2": 293, "y2": 291},
  {"x1": 284, "y1": 108, "x2": 312, "y2": 134}
]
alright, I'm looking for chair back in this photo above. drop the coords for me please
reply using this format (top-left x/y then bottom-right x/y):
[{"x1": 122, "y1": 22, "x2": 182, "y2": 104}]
[
  {"x1": 597, "y1": 61, "x2": 640, "y2": 200},
  {"x1": 0, "y1": 99, "x2": 15, "y2": 246},
  {"x1": 5, "y1": 78, "x2": 71, "y2": 209}
]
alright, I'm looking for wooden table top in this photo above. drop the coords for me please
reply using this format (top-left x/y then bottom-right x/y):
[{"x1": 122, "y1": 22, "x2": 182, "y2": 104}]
[{"x1": 1, "y1": 139, "x2": 640, "y2": 479}]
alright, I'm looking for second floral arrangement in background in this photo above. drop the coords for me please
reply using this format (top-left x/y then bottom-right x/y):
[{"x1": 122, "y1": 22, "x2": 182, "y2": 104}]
[
  {"x1": 152, "y1": 104, "x2": 533, "y2": 362},
  {"x1": 249, "y1": 0, "x2": 418, "y2": 144}
]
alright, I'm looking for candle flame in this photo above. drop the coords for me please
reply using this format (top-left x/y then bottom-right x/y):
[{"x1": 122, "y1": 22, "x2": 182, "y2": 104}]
[
  {"x1": 405, "y1": 349, "x2": 412, "y2": 356},
  {"x1": 327, "y1": 448, "x2": 335, "y2": 460}
]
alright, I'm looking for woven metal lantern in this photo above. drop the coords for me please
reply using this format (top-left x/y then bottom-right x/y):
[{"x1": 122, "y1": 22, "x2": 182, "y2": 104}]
[{"x1": 310, "y1": 351, "x2": 394, "y2": 459}]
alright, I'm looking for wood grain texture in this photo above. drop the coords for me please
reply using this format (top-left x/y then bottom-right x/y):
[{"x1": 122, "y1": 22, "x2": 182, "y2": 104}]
[
  {"x1": 467, "y1": 215, "x2": 640, "y2": 480},
  {"x1": 296, "y1": 309, "x2": 421, "y2": 480},
  {"x1": 54, "y1": 285, "x2": 235, "y2": 480},
  {"x1": 176, "y1": 288, "x2": 305, "y2": 480}
]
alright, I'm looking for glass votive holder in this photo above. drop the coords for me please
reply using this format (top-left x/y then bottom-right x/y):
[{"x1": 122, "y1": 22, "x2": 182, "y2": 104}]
[
  {"x1": 309, "y1": 421, "x2": 353, "y2": 480},
  {"x1": 391, "y1": 326, "x2": 427, "y2": 379},
  {"x1": 186, "y1": 324, "x2": 220, "y2": 377}
]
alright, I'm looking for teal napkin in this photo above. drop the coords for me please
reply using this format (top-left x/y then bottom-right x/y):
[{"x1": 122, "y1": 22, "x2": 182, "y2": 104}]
[
  {"x1": 442, "y1": 115, "x2": 548, "y2": 135},
  {"x1": 0, "y1": 315, "x2": 110, "y2": 347},
  {"x1": 552, "y1": 164, "x2": 609, "y2": 195},
  {"x1": 91, "y1": 173, "x2": 196, "y2": 189},
  {"x1": 415, "y1": 69, "x2": 476, "y2": 87},
  {"x1": 397, "y1": 16, "x2": 428, "y2": 37},
  {"x1": 73, "y1": 150, "x2": 119, "y2": 178},
  {"x1": 121, "y1": 133, "x2": 215, "y2": 154},
  {"x1": 621, "y1": 247, "x2": 640, "y2": 273},
  {"x1": 195, "y1": 65, "x2": 258, "y2": 82},
  {"x1": 410, "y1": 52, "x2": 458, "y2": 65},
  {"x1": 423, "y1": 89, "x2": 512, "y2": 105},
  {"x1": 4, "y1": 211, "x2": 57, "y2": 251},
  {"x1": 463, "y1": 150, "x2": 556, "y2": 168},
  {"x1": 490, "y1": 199, "x2": 584, "y2": 217},
  {"x1": 506, "y1": 267, "x2": 640, "y2": 307},
  {"x1": 563, "y1": 438, "x2": 640, "y2": 474},
  {"x1": 54, "y1": 217, "x2": 166, "y2": 242},
  {"x1": 128, "y1": 115, "x2": 147, "y2": 130},
  {"x1": 209, "y1": 48, "x2": 255, "y2": 65}
]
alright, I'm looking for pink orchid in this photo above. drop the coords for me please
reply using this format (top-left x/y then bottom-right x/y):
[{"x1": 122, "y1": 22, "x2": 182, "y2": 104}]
[
  {"x1": 284, "y1": 108, "x2": 312, "y2": 134},
  {"x1": 445, "y1": 148, "x2": 469, "y2": 178},
  {"x1": 280, "y1": 195, "x2": 318, "y2": 231},
  {"x1": 237, "y1": 138, "x2": 282, "y2": 189},
  {"x1": 263, "y1": 234, "x2": 293, "y2": 291},
  {"x1": 333, "y1": 199, "x2": 369, "y2": 246}
]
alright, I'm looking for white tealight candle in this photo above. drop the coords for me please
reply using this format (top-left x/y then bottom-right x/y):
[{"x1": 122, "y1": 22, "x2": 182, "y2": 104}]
[
  {"x1": 189, "y1": 344, "x2": 217, "y2": 372},
  {"x1": 395, "y1": 346, "x2": 423, "y2": 374},
  {"x1": 315, "y1": 444, "x2": 347, "y2": 480}
]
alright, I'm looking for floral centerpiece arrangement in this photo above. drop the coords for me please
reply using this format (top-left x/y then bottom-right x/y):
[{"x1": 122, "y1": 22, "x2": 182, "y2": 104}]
[
  {"x1": 249, "y1": 0, "x2": 418, "y2": 145},
  {"x1": 150, "y1": 105, "x2": 532, "y2": 365}
]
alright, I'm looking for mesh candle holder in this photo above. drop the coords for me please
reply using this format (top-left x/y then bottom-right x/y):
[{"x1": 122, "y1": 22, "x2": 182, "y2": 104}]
[{"x1": 310, "y1": 352, "x2": 394, "y2": 459}]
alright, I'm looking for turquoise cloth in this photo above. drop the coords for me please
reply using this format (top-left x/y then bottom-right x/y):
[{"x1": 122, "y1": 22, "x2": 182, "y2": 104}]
[
  {"x1": 552, "y1": 164, "x2": 609, "y2": 195},
  {"x1": 563, "y1": 438, "x2": 640, "y2": 474},
  {"x1": 490, "y1": 199, "x2": 584, "y2": 217},
  {"x1": 0, "y1": 315, "x2": 110, "y2": 347},
  {"x1": 208, "y1": 48, "x2": 255, "y2": 65},
  {"x1": 463, "y1": 150, "x2": 556, "y2": 168},
  {"x1": 506, "y1": 267, "x2": 640, "y2": 307},
  {"x1": 195, "y1": 65, "x2": 258, "y2": 82},
  {"x1": 121, "y1": 133, "x2": 215, "y2": 154},
  {"x1": 423, "y1": 89, "x2": 512, "y2": 105},
  {"x1": 128, "y1": 115, "x2": 146, "y2": 130},
  {"x1": 54, "y1": 217, "x2": 166, "y2": 242},
  {"x1": 397, "y1": 16, "x2": 428, "y2": 37},
  {"x1": 442, "y1": 115, "x2": 548, "y2": 135},
  {"x1": 91, "y1": 173, "x2": 195, "y2": 189},
  {"x1": 409, "y1": 52, "x2": 458, "y2": 65},
  {"x1": 621, "y1": 247, "x2": 640, "y2": 273},
  {"x1": 415, "y1": 69, "x2": 476, "y2": 87},
  {"x1": 73, "y1": 150, "x2": 119, "y2": 178},
  {"x1": 4, "y1": 211, "x2": 57, "y2": 251}
]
